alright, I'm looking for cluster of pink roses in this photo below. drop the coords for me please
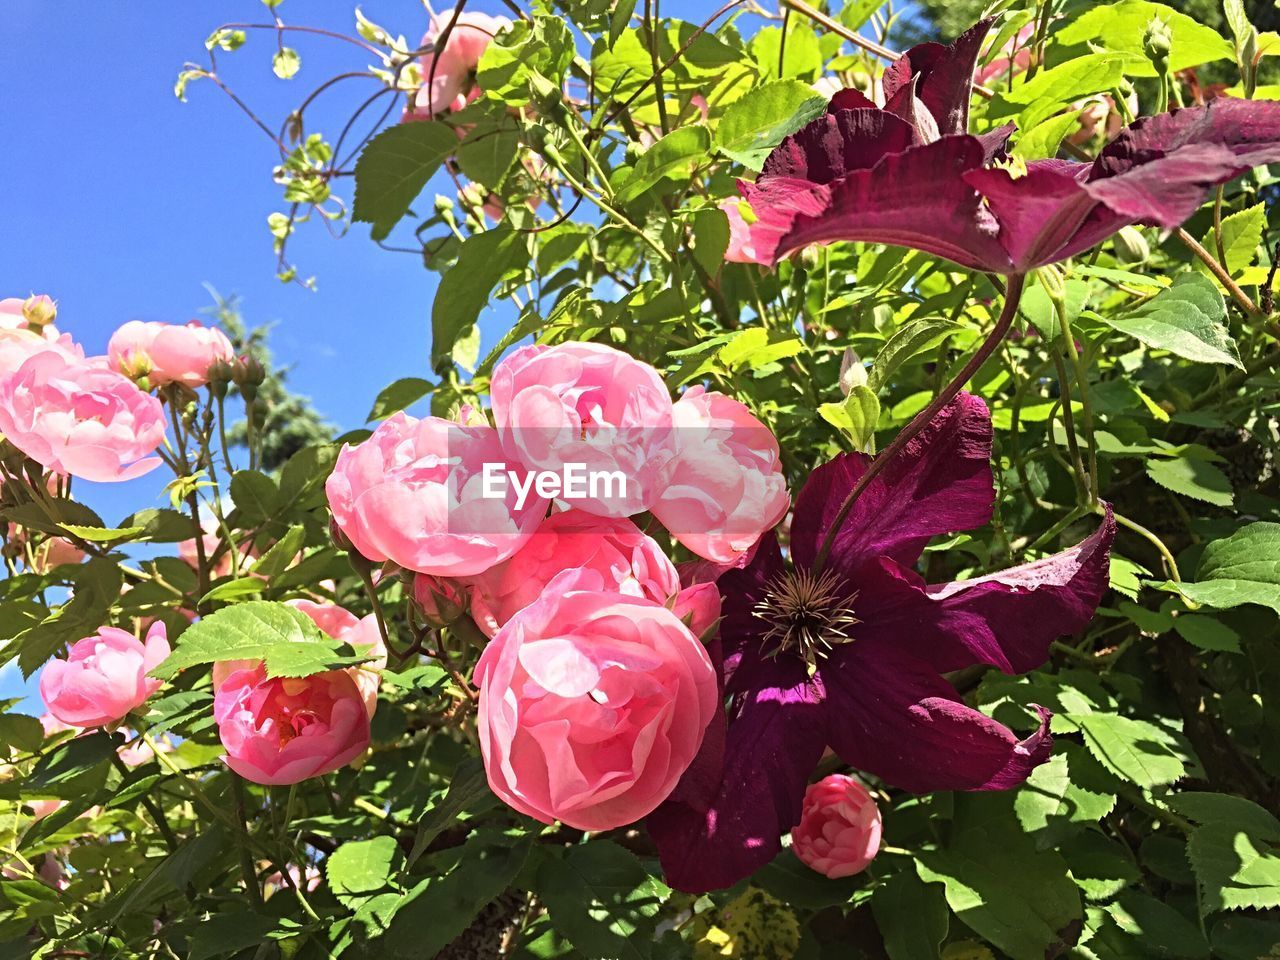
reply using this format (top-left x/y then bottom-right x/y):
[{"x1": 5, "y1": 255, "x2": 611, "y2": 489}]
[
  {"x1": 0, "y1": 295, "x2": 236, "y2": 483},
  {"x1": 327, "y1": 341, "x2": 789, "y2": 830}
]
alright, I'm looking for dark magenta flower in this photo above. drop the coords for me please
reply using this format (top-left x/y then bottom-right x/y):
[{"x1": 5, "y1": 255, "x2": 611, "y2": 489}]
[
  {"x1": 738, "y1": 20, "x2": 1280, "y2": 273},
  {"x1": 648, "y1": 393, "x2": 1115, "y2": 892}
]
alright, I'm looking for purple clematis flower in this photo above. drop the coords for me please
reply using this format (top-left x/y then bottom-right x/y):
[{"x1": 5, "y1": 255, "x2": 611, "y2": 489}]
[
  {"x1": 648, "y1": 393, "x2": 1115, "y2": 892},
  {"x1": 738, "y1": 19, "x2": 1280, "y2": 273}
]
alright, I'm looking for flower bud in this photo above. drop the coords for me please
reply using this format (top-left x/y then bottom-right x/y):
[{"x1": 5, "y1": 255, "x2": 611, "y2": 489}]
[
  {"x1": 1144, "y1": 17, "x2": 1172, "y2": 71},
  {"x1": 838, "y1": 347, "x2": 867, "y2": 395},
  {"x1": 411, "y1": 573, "x2": 466, "y2": 628},
  {"x1": 1112, "y1": 226, "x2": 1150, "y2": 264},
  {"x1": 22, "y1": 295, "x2": 57, "y2": 332},
  {"x1": 790, "y1": 774, "x2": 882, "y2": 878}
]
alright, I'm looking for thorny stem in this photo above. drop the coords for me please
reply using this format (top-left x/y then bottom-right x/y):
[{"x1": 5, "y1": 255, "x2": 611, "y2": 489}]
[{"x1": 812, "y1": 273, "x2": 1027, "y2": 573}]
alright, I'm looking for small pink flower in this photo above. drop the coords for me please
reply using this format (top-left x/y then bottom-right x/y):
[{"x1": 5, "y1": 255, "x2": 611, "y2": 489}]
[
  {"x1": 0, "y1": 351, "x2": 165, "y2": 482},
  {"x1": 461, "y1": 509, "x2": 681, "y2": 636},
  {"x1": 212, "y1": 599, "x2": 386, "y2": 718},
  {"x1": 107, "y1": 320, "x2": 235, "y2": 388},
  {"x1": 474, "y1": 587, "x2": 718, "y2": 831},
  {"x1": 38, "y1": 623, "x2": 170, "y2": 728},
  {"x1": 213, "y1": 666, "x2": 371, "y2": 786},
  {"x1": 790, "y1": 774, "x2": 883, "y2": 879},
  {"x1": 406, "y1": 8, "x2": 512, "y2": 118},
  {"x1": 652, "y1": 386, "x2": 789, "y2": 563},
  {"x1": 721, "y1": 198, "x2": 768, "y2": 265},
  {"x1": 326, "y1": 411, "x2": 547, "y2": 577},
  {"x1": 490, "y1": 342, "x2": 677, "y2": 517}
]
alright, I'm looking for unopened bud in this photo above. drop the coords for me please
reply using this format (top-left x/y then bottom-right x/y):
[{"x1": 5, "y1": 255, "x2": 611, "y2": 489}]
[
  {"x1": 22, "y1": 294, "x2": 57, "y2": 331},
  {"x1": 329, "y1": 516, "x2": 354, "y2": 553},
  {"x1": 1036, "y1": 264, "x2": 1066, "y2": 302},
  {"x1": 1112, "y1": 226, "x2": 1150, "y2": 264},
  {"x1": 434, "y1": 194, "x2": 455, "y2": 216},
  {"x1": 412, "y1": 573, "x2": 466, "y2": 628},
  {"x1": 838, "y1": 348, "x2": 867, "y2": 395},
  {"x1": 1144, "y1": 17, "x2": 1172, "y2": 70}
]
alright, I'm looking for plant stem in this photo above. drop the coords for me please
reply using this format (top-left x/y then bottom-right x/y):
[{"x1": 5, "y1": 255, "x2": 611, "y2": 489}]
[
  {"x1": 1110, "y1": 508, "x2": 1183, "y2": 585},
  {"x1": 232, "y1": 774, "x2": 265, "y2": 910},
  {"x1": 1176, "y1": 227, "x2": 1261, "y2": 318},
  {"x1": 812, "y1": 273, "x2": 1027, "y2": 573}
]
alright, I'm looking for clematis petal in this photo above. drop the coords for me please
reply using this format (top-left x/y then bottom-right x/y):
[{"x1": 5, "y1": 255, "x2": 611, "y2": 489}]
[
  {"x1": 855, "y1": 508, "x2": 1115, "y2": 674},
  {"x1": 822, "y1": 644, "x2": 1051, "y2": 793},
  {"x1": 761, "y1": 108, "x2": 916, "y2": 181},
  {"x1": 790, "y1": 392, "x2": 994, "y2": 576},
  {"x1": 742, "y1": 135, "x2": 1013, "y2": 271},
  {"x1": 881, "y1": 18, "x2": 993, "y2": 138},
  {"x1": 649, "y1": 659, "x2": 827, "y2": 893}
]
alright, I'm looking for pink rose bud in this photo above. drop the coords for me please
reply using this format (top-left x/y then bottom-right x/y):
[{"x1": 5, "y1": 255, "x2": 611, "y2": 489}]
[
  {"x1": 790, "y1": 774, "x2": 883, "y2": 879},
  {"x1": 211, "y1": 599, "x2": 386, "y2": 719},
  {"x1": 671, "y1": 581, "x2": 722, "y2": 640},
  {"x1": 38, "y1": 623, "x2": 171, "y2": 728},
  {"x1": 325, "y1": 411, "x2": 547, "y2": 577},
  {"x1": 406, "y1": 9, "x2": 512, "y2": 118},
  {"x1": 0, "y1": 351, "x2": 166, "y2": 482},
  {"x1": 213, "y1": 666, "x2": 371, "y2": 786},
  {"x1": 463, "y1": 510, "x2": 680, "y2": 636},
  {"x1": 0, "y1": 295, "x2": 59, "y2": 337},
  {"x1": 474, "y1": 588, "x2": 718, "y2": 831},
  {"x1": 107, "y1": 320, "x2": 236, "y2": 389},
  {"x1": 652, "y1": 386, "x2": 790, "y2": 563},
  {"x1": 412, "y1": 573, "x2": 467, "y2": 628},
  {"x1": 490, "y1": 342, "x2": 678, "y2": 517}
]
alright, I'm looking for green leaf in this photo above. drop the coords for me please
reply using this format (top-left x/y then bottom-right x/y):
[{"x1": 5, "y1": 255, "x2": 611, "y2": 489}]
[
  {"x1": 1109, "y1": 891, "x2": 1209, "y2": 957},
  {"x1": 3, "y1": 498, "x2": 104, "y2": 537},
  {"x1": 1099, "y1": 273, "x2": 1242, "y2": 368},
  {"x1": 1069, "y1": 713, "x2": 1187, "y2": 788},
  {"x1": 1173, "y1": 522, "x2": 1280, "y2": 614},
  {"x1": 57, "y1": 523, "x2": 145, "y2": 543},
  {"x1": 410, "y1": 757, "x2": 496, "y2": 852},
  {"x1": 616, "y1": 126, "x2": 710, "y2": 203},
  {"x1": 456, "y1": 124, "x2": 521, "y2": 186},
  {"x1": 367, "y1": 377, "x2": 435, "y2": 421},
  {"x1": 866, "y1": 318, "x2": 961, "y2": 392},
  {"x1": 1196, "y1": 203, "x2": 1265, "y2": 278},
  {"x1": 199, "y1": 576, "x2": 265, "y2": 604},
  {"x1": 431, "y1": 226, "x2": 529, "y2": 371},
  {"x1": 4, "y1": 731, "x2": 116, "y2": 799},
  {"x1": 1012, "y1": 110, "x2": 1086, "y2": 162},
  {"x1": 686, "y1": 207, "x2": 730, "y2": 278},
  {"x1": 753, "y1": 849, "x2": 862, "y2": 910},
  {"x1": 327, "y1": 836, "x2": 403, "y2": 905},
  {"x1": 151, "y1": 600, "x2": 373, "y2": 680},
  {"x1": 533, "y1": 841, "x2": 670, "y2": 960},
  {"x1": 1169, "y1": 793, "x2": 1280, "y2": 839},
  {"x1": 840, "y1": 0, "x2": 884, "y2": 32},
  {"x1": 717, "y1": 327, "x2": 803, "y2": 371},
  {"x1": 353, "y1": 121, "x2": 459, "y2": 241},
  {"x1": 1063, "y1": 831, "x2": 1141, "y2": 901},
  {"x1": 713, "y1": 79, "x2": 826, "y2": 170},
  {"x1": 1188, "y1": 822, "x2": 1280, "y2": 914},
  {"x1": 1056, "y1": 0, "x2": 1235, "y2": 76},
  {"x1": 819, "y1": 384, "x2": 880, "y2": 451},
  {"x1": 989, "y1": 54, "x2": 1128, "y2": 124},
  {"x1": 1173, "y1": 614, "x2": 1242, "y2": 653},
  {"x1": 230, "y1": 469, "x2": 279, "y2": 523},
  {"x1": 1146, "y1": 456, "x2": 1234, "y2": 507},
  {"x1": 0, "y1": 713, "x2": 44, "y2": 753},
  {"x1": 120, "y1": 508, "x2": 197, "y2": 543},
  {"x1": 271, "y1": 46, "x2": 300, "y2": 79},
  {"x1": 750, "y1": 23, "x2": 822, "y2": 80},
  {"x1": 1014, "y1": 748, "x2": 1117, "y2": 846},
  {"x1": 916, "y1": 795, "x2": 1081, "y2": 960},
  {"x1": 189, "y1": 911, "x2": 285, "y2": 960},
  {"x1": 872, "y1": 870, "x2": 949, "y2": 960}
]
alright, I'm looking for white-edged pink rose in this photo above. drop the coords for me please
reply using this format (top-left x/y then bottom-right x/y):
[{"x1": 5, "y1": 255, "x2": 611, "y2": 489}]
[
  {"x1": 652, "y1": 386, "x2": 789, "y2": 563},
  {"x1": 107, "y1": 320, "x2": 235, "y2": 388},
  {"x1": 0, "y1": 351, "x2": 165, "y2": 482},
  {"x1": 326, "y1": 411, "x2": 548, "y2": 577}
]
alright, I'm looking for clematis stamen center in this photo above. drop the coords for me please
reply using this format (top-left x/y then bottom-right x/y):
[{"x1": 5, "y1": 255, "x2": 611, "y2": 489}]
[{"x1": 753, "y1": 569, "x2": 859, "y2": 666}]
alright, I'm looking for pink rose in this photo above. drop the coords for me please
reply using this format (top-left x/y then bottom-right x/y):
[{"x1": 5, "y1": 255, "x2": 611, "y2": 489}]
[
  {"x1": 461, "y1": 509, "x2": 681, "y2": 636},
  {"x1": 38, "y1": 623, "x2": 170, "y2": 728},
  {"x1": 721, "y1": 199, "x2": 768, "y2": 265},
  {"x1": 790, "y1": 774, "x2": 883, "y2": 879},
  {"x1": 0, "y1": 351, "x2": 165, "y2": 482},
  {"x1": 407, "y1": 9, "x2": 512, "y2": 117},
  {"x1": 0, "y1": 326, "x2": 81, "y2": 377},
  {"x1": 107, "y1": 320, "x2": 235, "y2": 388},
  {"x1": 975, "y1": 23, "x2": 1036, "y2": 86},
  {"x1": 326, "y1": 411, "x2": 547, "y2": 577},
  {"x1": 474, "y1": 588, "x2": 718, "y2": 831},
  {"x1": 412, "y1": 573, "x2": 467, "y2": 627},
  {"x1": 214, "y1": 666, "x2": 371, "y2": 786},
  {"x1": 31, "y1": 535, "x2": 86, "y2": 572},
  {"x1": 652, "y1": 386, "x2": 789, "y2": 563},
  {"x1": 490, "y1": 342, "x2": 677, "y2": 517},
  {"x1": 212, "y1": 599, "x2": 386, "y2": 718}
]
